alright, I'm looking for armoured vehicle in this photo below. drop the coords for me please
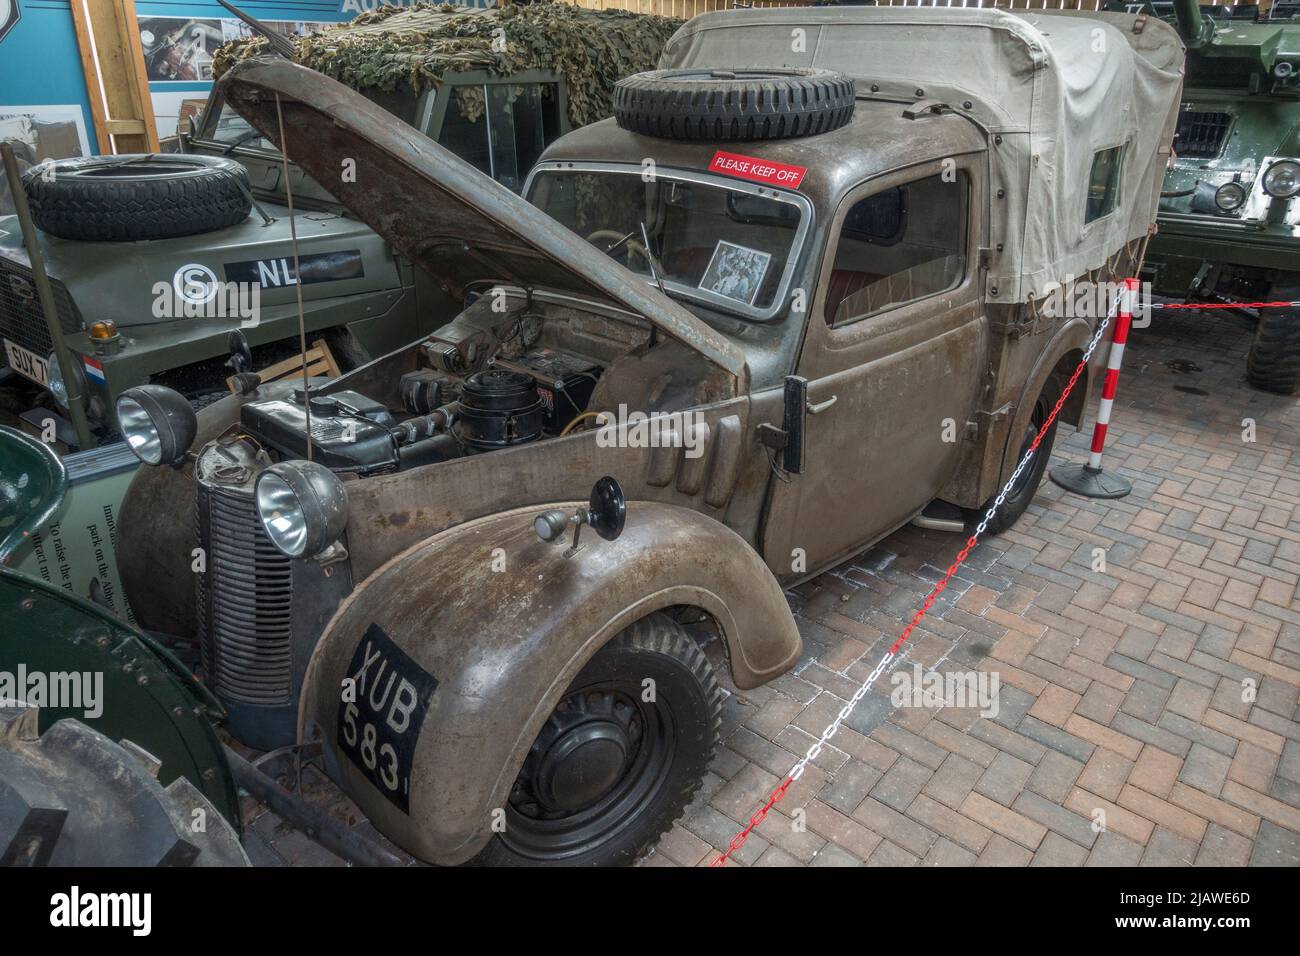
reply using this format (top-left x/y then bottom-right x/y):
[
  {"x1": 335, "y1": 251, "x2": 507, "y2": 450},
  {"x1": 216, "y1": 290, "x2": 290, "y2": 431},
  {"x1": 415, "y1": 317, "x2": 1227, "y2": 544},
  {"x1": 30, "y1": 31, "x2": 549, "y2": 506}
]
[
  {"x1": 1140, "y1": 0, "x2": 1300, "y2": 392},
  {"x1": 0, "y1": 425, "x2": 247, "y2": 866},
  {"x1": 0, "y1": 4, "x2": 678, "y2": 447},
  {"x1": 112, "y1": 8, "x2": 1181, "y2": 865}
]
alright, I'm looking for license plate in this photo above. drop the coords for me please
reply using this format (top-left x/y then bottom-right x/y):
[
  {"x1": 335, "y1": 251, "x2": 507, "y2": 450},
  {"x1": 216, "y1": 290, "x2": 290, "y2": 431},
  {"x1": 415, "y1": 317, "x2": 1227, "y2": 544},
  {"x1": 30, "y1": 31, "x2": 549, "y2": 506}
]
[
  {"x1": 337, "y1": 623, "x2": 439, "y2": 813},
  {"x1": 3, "y1": 339, "x2": 49, "y2": 387}
]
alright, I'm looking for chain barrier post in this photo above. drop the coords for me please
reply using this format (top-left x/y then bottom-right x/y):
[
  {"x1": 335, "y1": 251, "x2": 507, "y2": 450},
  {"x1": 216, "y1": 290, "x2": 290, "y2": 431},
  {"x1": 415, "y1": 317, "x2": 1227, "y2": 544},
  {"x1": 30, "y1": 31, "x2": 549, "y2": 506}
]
[{"x1": 1050, "y1": 277, "x2": 1136, "y2": 499}]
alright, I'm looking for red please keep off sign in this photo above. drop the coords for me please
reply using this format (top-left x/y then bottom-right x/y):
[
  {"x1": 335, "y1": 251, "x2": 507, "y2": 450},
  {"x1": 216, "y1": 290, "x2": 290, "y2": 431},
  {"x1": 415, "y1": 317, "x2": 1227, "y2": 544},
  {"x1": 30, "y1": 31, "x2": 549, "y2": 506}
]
[{"x1": 707, "y1": 150, "x2": 808, "y2": 189}]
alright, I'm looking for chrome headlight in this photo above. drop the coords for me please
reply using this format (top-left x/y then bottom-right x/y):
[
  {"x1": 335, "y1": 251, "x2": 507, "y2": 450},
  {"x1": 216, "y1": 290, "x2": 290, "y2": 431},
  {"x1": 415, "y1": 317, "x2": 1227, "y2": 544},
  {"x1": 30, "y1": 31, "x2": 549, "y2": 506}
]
[
  {"x1": 115, "y1": 384, "x2": 196, "y2": 466},
  {"x1": 255, "y1": 461, "x2": 348, "y2": 559},
  {"x1": 1262, "y1": 159, "x2": 1300, "y2": 200},
  {"x1": 1214, "y1": 181, "x2": 1248, "y2": 213},
  {"x1": 46, "y1": 351, "x2": 68, "y2": 408}
]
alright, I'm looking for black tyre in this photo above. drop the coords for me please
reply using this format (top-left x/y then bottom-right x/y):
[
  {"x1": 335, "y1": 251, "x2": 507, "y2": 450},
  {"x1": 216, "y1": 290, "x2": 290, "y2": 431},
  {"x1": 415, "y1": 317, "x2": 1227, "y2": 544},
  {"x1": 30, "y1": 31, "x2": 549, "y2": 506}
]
[
  {"x1": 970, "y1": 375, "x2": 1061, "y2": 537},
  {"x1": 470, "y1": 613, "x2": 722, "y2": 866},
  {"x1": 22, "y1": 154, "x2": 251, "y2": 242},
  {"x1": 1246, "y1": 280, "x2": 1300, "y2": 394},
  {"x1": 613, "y1": 68, "x2": 855, "y2": 142},
  {"x1": 0, "y1": 709, "x2": 248, "y2": 866}
]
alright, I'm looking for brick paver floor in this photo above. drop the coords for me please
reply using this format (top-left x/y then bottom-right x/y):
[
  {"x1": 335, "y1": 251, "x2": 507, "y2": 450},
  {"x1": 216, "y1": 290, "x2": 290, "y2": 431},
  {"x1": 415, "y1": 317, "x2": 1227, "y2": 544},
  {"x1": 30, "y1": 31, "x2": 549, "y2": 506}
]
[
  {"x1": 244, "y1": 304, "x2": 1299, "y2": 867},
  {"x1": 650, "y1": 304, "x2": 1300, "y2": 867}
]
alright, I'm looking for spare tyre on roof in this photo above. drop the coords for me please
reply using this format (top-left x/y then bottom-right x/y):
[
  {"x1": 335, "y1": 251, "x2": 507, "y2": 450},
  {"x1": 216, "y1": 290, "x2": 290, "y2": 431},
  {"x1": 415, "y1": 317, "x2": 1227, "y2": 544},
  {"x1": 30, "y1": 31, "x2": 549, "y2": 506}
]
[{"x1": 612, "y1": 68, "x2": 855, "y2": 141}]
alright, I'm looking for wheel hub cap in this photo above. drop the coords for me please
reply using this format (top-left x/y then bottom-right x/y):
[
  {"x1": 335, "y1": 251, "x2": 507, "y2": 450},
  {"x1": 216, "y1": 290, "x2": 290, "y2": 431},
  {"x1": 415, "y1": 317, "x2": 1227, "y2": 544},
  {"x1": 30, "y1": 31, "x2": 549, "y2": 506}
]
[{"x1": 534, "y1": 722, "x2": 630, "y2": 812}]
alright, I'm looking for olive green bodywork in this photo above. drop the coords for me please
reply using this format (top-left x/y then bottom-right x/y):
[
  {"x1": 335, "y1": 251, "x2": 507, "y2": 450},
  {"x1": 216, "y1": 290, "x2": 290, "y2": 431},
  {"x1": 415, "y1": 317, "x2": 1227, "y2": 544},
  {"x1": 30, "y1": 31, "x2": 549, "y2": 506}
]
[
  {"x1": 110, "y1": 50, "x2": 1158, "y2": 864},
  {"x1": 3, "y1": 3, "x2": 685, "y2": 447},
  {"x1": 1144, "y1": 2, "x2": 1300, "y2": 296},
  {"x1": 0, "y1": 426, "x2": 240, "y2": 827},
  {"x1": 0, "y1": 67, "x2": 574, "y2": 446}
]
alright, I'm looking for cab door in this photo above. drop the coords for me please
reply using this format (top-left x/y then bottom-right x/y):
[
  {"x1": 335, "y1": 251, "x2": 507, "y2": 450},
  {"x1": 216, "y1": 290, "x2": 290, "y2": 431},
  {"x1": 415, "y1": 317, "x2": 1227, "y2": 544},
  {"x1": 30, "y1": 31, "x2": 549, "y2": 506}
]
[{"x1": 761, "y1": 156, "x2": 988, "y2": 578}]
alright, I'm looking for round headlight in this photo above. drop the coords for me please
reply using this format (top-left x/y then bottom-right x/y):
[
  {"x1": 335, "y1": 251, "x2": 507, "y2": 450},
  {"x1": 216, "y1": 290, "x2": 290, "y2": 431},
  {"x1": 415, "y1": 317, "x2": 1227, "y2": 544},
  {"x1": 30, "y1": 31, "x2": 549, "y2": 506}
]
[
  {"x1": 255, "y1": 461, "x2": 348, "y2": 559},
  {"x1": 115, "y1": 384, "x2": 196, "y2": 466},
  {"x1": 1214, "y1": 181, "x2": 1248, "y2": 212},
  {"x1": 46, "y1": 351, "x2": 68, "y2": 408},
  {"x1": 1262, "y1": 159, "x2": 1300, "y2": 200}
]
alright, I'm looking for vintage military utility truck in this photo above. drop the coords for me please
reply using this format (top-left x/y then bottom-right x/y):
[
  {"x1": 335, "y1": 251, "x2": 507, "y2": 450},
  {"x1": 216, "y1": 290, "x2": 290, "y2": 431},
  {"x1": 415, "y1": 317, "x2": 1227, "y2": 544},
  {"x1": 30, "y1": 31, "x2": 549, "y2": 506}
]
[
  {"x1": 111, "y1": 8, "x2": 1181, "y2": 866},
  {"x1": 1138, "y1": 0, "x2": 1300, "y2": 392},
  {"x1": 0, "y1": 3, "x2": 678, "y2": 448}
]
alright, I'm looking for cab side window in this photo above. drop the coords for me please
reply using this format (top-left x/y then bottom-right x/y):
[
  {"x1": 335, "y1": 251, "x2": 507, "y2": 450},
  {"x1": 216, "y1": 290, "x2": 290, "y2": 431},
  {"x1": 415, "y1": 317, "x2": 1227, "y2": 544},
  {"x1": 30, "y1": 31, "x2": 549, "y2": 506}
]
[
  {"x1": 1085, "y1": 145, "x2": 1124, "y2": 224},
  {"x1": 825, "y1": 172, "x2": 967, "y2": 327},
  {"x1": 437, "y1": 83, "x2": 561, "y2": 193}
]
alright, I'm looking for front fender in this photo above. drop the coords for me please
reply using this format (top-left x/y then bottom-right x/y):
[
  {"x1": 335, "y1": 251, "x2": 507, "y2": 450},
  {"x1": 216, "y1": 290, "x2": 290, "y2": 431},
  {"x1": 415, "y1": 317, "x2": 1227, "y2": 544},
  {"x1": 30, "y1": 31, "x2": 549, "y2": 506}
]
[{"x1": 297, "y1": 500, "x2": 800, "y2": 865}]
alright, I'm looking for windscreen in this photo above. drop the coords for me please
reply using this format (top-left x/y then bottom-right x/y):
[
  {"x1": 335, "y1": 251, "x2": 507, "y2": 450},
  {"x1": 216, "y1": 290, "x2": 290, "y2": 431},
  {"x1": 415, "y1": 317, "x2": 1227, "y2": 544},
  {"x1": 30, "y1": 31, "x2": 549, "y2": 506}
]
[{"x1": 528, "y1": 168, "x2": 805, "y2": 318}]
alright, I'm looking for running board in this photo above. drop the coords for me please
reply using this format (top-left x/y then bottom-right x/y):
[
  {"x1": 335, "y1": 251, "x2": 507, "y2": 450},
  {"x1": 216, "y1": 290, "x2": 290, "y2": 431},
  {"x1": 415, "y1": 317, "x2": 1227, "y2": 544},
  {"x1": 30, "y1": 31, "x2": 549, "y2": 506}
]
[
  {"x1": 911, "y1": 500, "x2": 966, "y2": 534},
  {"x1": 911, "y1": 515, "x2": 966, "y2": 533}
]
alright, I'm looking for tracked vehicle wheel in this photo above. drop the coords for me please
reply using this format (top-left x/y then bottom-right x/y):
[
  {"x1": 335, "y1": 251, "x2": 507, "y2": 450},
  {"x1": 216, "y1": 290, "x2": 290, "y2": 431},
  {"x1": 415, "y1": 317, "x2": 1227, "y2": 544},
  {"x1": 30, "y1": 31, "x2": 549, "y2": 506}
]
[
  {"x1": 1246, "y1": 281, "x2": 1300, "y2": 394},
  {"x1": 0, "y1": 709, "x2": 248, "y2": 866},
  {"x1": 469, "y1": 614, "x2": 722, "y2": 866},
  {"x1": 613, "y1": 68, "x2": 855, "y2": 141}
]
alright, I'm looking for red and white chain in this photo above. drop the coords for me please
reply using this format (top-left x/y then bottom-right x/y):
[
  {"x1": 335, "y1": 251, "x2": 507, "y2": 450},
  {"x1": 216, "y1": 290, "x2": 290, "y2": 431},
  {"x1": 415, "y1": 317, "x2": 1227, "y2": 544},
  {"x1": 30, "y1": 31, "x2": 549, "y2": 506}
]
[{"x1": 1151, "y1": 299, "x2": 1300, "y2": 311}]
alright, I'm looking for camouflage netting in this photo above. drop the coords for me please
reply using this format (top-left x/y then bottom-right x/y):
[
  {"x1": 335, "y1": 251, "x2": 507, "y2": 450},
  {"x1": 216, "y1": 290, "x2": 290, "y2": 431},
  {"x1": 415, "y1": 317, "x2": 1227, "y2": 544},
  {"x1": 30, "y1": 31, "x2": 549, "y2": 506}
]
[{"x1": 212, "y1": 1, "x2": 682, "y2": 129}]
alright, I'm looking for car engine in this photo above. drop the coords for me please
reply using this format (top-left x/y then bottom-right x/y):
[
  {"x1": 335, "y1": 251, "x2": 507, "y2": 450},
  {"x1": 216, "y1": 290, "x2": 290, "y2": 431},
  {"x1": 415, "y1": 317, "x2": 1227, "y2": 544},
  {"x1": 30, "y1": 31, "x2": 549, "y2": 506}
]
[{"x1": 226, "y1": 295, "x2": 620, "y2": 478}]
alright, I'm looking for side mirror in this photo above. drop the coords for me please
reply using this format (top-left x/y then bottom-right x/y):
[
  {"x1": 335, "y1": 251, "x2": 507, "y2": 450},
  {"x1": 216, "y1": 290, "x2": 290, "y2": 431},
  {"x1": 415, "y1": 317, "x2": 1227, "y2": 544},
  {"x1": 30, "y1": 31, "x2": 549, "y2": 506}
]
[
  {"x1": 226, "y1": 329, "x2": 262, "y2": 394},
  {"x1": 587, "y1": 475, "x2": 626, "y2": 541},
  {"x1": 226, "y1": 329, "x2": 253, "y2": 375},
  {"x1": 534, "y1": 475, "x2": 626, "y2": 557}
]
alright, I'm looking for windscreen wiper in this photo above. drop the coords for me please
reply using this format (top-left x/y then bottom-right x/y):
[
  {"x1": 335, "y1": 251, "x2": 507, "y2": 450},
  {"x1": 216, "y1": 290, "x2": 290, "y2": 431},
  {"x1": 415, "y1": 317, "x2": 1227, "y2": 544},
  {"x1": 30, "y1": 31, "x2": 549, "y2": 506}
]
[
  {"x1": 639, "y1": 221, "x2": 668, "y2": 298},
  {"x1": 222, "y1": 129, "x2": 265, "y2": 155},
  {"x1": 601, "y1": 230, "x2": 635, "y2": 255}
]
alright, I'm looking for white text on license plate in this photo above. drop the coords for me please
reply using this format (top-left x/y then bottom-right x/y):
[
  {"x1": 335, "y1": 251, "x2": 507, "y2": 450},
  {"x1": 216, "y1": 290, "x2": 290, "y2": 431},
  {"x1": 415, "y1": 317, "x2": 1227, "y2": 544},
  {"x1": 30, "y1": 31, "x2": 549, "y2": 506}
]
[{"x1": 3, "y1": 339, "x2": 49, "y2": 387}]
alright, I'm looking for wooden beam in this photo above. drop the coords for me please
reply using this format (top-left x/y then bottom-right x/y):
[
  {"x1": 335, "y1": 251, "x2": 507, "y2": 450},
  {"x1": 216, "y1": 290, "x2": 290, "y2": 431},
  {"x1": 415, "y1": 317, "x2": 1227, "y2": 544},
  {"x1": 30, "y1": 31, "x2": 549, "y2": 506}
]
[
  {"x1": 70, "y1": 0, "x2": 160, "y2": 155},
  {"x1": 104, "y1": 120, "x2": 147, "y2": 135}
]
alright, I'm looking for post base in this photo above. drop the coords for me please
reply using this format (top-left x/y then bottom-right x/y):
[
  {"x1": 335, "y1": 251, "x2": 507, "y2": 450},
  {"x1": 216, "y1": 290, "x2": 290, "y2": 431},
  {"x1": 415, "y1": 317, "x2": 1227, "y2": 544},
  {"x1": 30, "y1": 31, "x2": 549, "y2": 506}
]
[{"x1": 1049, "y1": 463, "x2": 1132, "y2": 499}]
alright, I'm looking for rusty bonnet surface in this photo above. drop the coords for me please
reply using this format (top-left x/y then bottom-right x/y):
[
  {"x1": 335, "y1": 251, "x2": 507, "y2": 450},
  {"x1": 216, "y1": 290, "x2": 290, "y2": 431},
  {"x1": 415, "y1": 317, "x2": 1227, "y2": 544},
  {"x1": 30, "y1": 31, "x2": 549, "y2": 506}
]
[{"x1": 215, "y1": 57, "x2": 748, "y2": 383}]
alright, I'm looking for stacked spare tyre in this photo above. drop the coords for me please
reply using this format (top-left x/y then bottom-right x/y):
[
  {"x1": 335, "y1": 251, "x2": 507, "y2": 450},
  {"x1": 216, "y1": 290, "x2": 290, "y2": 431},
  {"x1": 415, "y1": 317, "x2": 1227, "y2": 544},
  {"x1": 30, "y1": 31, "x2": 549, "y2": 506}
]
[
  {"x1": 612, "y1": 67, "x2": 855, "y2": 141},
  {"x1": 23, "y1": 154, "x2": 252, "y2": 242}
]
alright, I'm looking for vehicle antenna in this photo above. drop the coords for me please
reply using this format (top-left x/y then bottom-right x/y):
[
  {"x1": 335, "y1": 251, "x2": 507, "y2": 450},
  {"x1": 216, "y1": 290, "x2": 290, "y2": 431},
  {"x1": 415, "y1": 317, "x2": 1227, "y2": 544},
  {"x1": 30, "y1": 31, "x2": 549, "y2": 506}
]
[{"x1": 273, "y1": 91, "x2": 312, "y2": 462}]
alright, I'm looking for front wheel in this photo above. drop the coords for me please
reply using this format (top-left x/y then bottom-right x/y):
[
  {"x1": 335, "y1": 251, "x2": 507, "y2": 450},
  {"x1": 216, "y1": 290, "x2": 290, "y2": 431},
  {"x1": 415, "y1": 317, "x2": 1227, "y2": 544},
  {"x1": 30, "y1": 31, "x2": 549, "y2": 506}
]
[
  {"x1": 469, "y1": 613, "x2": 721, "y2": 866},
  {"x1": 969, "y1": 375, "x2": 1061, "y2": 536}
]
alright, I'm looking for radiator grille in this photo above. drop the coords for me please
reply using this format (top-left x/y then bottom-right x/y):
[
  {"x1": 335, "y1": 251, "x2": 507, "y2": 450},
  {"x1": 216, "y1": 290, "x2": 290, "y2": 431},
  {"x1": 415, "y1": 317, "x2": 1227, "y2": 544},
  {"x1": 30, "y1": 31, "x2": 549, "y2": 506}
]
[
  {"x1": 1174, "y1": 110, "x2": 1232, "y2": 161},
  {"x1": 196, "y1": 483, "x2": 294, "y2": 705},
  {"x1": 0, "y1": 255, "x2": 83, "y2": 360}
]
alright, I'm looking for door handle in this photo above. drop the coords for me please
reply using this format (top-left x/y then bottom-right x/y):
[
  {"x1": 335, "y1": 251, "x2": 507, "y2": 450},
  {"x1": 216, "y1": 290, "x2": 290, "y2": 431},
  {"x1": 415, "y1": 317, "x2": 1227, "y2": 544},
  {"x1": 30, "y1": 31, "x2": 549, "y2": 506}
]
[{"x1": 807, "y1": 394, "x2": 838, "y2": 415}]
